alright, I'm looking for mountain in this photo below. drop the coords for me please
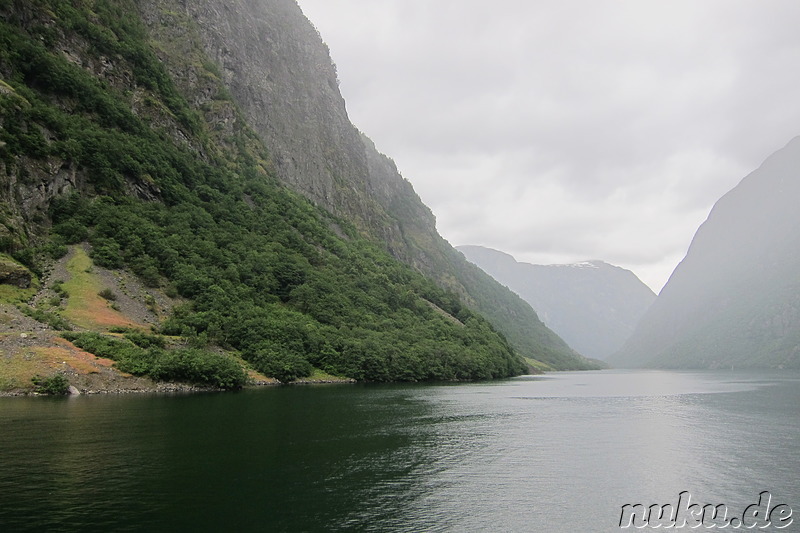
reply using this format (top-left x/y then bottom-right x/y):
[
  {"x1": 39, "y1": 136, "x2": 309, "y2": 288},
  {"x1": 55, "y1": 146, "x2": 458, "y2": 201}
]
[
  {"x1": 137, "y1": 0, "x2": 599, "y2": 371},
  {"x1": 0, "y1": 0, "x2": 597, "y2": 393},
  {"x1": 609, "y1": 136, "x2": 800, "y2": 369},
  {"x1": 458, "y1": 246, "x2": 656, "y2": 359}
]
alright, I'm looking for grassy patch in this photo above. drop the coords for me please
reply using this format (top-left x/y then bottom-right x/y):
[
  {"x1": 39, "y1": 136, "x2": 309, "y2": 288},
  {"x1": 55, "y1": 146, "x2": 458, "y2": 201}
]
[
  {"x1": 0, "y1": 283, "x2": 37, "y2": 304},
  {"x1": 0, "y1": 254, "x2": 38, "y2": 303},
  {"x1": 0, "y1": 347, "x2": 45, "y2": 391},
  {"x1": 302, "y1": 368, "x2": 350, "y2": 382},
  {"x1": 0, "y1": 77, "x2": 29, "y2": 105},
  {"x1": 17, "y1": 304, "x2": 72, "y2": 330},
  {"x1": 245, "y1": 367, "x2": 276, "y2": 384},
  {"x1": 0, "y1": 334, "x2": 124, "y2": 392},
  {"x1": 523, "y1": 357, "x2": 554, "y2": 374},
  {"x1": 0, "y1": 341, "x2": 62, "y2": 391},
  {"x1": 61, "y1": 247, "x2": 144, "y2": 331}
]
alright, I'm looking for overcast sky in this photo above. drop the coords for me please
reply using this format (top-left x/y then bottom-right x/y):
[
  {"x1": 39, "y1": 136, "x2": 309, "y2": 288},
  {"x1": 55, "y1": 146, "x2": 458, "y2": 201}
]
[{"x1": 295, "y1": 0, "x2": 800, "y2": 292}]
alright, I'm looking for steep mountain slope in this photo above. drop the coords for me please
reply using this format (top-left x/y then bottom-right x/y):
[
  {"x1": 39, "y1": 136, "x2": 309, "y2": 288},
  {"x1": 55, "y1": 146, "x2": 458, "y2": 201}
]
[
  {"x1": 134, "y1": 0, "x2": 598, "y2": 370},
  {"x1": 610, "y1": 136, "x2": 800, "y2": 369},
  {"x1": 0, "y1": 0, "x2": 599, "y2": 391},
  {"x1": 458, "y1": 246, "x2": 655, "y2": 359},
  {"x1": 0, "y1": 0, "x2": 528, "y2": 387}
]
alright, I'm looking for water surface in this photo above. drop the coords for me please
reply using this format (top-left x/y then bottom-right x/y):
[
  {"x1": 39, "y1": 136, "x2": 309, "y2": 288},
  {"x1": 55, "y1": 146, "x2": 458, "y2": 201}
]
[{"x1": 1, "y1": 370, "x2": 797, "y2": 531}]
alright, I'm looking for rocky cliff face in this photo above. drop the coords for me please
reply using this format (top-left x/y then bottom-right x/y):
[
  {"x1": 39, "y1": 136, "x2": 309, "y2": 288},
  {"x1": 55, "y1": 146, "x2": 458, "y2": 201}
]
[
  {"x1": 136, "y1": 0, "x2": 598, "y2": 369},
  {"x1": 0, "y1": 3, "x2": 163, "y2": 248},
  {"x1": 137, "y1": 0, "x2": 444, "y2": 273},
  {"x1": 610, "y1": 136, "x2": 800, "y2": 369},
  {"x1": 458, "y1": 246, "x2": 656, "y2": 359},
  {"x1": 142, "y1": 0, "x2": 374, "y2": 224}
]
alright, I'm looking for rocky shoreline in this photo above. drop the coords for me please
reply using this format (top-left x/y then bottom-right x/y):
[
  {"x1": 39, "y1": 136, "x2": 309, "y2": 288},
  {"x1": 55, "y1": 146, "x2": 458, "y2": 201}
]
[{"x1": 0, "y1": 377, "x2": 358, "y2": 397}]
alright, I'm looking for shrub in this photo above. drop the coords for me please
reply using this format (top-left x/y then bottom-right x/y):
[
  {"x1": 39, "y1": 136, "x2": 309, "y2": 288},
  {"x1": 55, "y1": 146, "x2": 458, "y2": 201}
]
[
  {"x1": 98, "y1": 288, "x2": 117, "y2": 300},
  {"x1": 249, "y1": 345, "x2": 312, "y2": 383},
  {"x1": 53, "y1": 219, "x2": 89, "y2": 244},
  {"x1": 90, "y1": 239, "x2": 123, "y2": 268},
  {"x1": 63, "y1": 332, "x2": 246, "y2": 389},
  {"x1": 43, "y1": 241, "x2": 68, "y2": 260},
  {"x1": 31, "y1": 374, "x2": 70, "y2": 395},
  {"x1": 124, "y1": 331, "x2": 166, "y2": 349},
  {"x1": 17, "y1": 304, "x2": 72, "y2": 330},
  {"x1": 51, "y1": 280, "x2": 68, "y2": 297},
  {"x1": 63, "y1": 331, "x2": 140, "y2": 358},
  {"x1": 151, "y1": 349, "x2": 247, "y2": 390}
]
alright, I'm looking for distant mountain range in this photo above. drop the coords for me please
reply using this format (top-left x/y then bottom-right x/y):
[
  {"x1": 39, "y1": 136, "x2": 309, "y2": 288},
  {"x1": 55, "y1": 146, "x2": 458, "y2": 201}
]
[
  {"x1": 457, "y1": 246, "x2": 656, "y2": 359},
  {"x1": 610, "y1": 136, "x2": 800, "y2": 369}
]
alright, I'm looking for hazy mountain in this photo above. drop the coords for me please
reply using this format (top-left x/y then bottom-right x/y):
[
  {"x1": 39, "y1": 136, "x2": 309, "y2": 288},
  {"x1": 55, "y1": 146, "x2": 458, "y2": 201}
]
[
  {"x1": 458, "y1": 246, "x2": 656, "y2": 359},
  {"x1": 610, "y1": 136, "x2": 800, "y2": 369}
]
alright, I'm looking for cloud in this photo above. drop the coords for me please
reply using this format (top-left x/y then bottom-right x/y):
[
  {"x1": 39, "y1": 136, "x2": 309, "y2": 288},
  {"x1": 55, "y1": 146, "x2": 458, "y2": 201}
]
[{"x1": 297, "y1": 0, "x2": 800, "y2": 292}]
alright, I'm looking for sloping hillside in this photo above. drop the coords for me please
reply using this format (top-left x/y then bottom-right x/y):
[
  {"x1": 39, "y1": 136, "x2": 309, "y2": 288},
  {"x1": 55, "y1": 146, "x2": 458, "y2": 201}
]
[
  {"x1": 134, "y1": 0, "x2": 597, "y2": 370},
  {"x1": 0, "y1": 0, "x2": 533, "y2": 391},
  {"x1": 610, "y1": 136, "x2": 800, "y2": 369}
]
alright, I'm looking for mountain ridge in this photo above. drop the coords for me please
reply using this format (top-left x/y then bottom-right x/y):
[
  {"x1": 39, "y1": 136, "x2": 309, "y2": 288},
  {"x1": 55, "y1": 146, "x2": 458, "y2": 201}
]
[{"x1": 458, "y1": 245, "x2": 655, "y2": 359}]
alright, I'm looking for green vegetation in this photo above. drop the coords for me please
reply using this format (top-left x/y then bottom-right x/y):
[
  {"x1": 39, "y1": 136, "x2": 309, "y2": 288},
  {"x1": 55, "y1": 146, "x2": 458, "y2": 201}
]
[
  {"x1": 63, "y1": 332, "x2": 247, "y2": 389},
  {"x1": 523, "y1": 357, "x2": 554, "y2": 374},
  {"x1": 50, "y1": 279, "x2": 67, "y2": 298},
  {"x1": 17, "y1": 303, "x2": 72, "y2": 330},
  {"x1": 0, "y1": 0, "x2": 527, "y2": 384},
  {"x1": 0, "y1": 282, "x2": 37, "y2": 304},
  {"x1": 124, "y1": 331, "x2": 167, "y2": 349},
  {"x1": 59, "y1": 247, "x2": 141, "y2": 330},
  {"x1": 50, "y1": 193, "x2": 525, "y2": 382},
  {"x1": 98, "y1": 288, "x2": 117, "y2": 301},
  {"x1": 31, "y1": 374, "x2": 70, "y2": 395}
]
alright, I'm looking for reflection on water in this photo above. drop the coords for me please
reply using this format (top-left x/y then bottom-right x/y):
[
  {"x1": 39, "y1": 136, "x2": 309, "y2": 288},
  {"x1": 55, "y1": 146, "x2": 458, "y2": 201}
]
[{"x1": 1, "y1": 370, "x2": 798, "y2": 532}]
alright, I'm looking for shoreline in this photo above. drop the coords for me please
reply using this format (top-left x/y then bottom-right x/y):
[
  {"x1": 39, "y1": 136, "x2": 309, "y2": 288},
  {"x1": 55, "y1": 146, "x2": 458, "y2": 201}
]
[{"x1": 0, "y1": 377, "x2": 358, "y2": 397}]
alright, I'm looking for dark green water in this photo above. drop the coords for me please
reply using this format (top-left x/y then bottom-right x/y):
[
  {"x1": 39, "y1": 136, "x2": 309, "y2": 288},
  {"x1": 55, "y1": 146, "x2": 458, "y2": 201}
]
[{"x1": 1, "y1": 370, "x2": 798, "y2": 532}]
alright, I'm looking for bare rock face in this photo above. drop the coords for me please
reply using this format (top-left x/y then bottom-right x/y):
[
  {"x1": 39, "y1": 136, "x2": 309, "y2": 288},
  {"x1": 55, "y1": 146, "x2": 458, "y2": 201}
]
[
  {"x1": 137, "y1": 0, "x2": 450, "y2": 269},
  {"x1": 12, "y1": 157, "x2": 81, "y2": 213},
  {"x1": 0, "y1": 152, "x2": 82, "y2": 250},
  {"x1": 146, "y1": 0, "x2": 375, "y2": 225}
]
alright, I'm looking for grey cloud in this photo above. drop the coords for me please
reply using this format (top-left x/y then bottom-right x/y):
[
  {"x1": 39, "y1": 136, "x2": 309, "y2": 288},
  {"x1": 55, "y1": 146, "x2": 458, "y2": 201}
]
[{"x1": 297, "y1": 0, "x2": 800, "y2": 291}]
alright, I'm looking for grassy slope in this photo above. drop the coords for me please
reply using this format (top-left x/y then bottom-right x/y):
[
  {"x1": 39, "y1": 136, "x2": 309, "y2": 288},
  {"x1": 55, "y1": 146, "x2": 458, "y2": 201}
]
[
  {"x1": 0, "y1": 246, "x2": 288, "y2": 393},
  {"x1": 61, "y1": 247, "x2": 146, "y2": 331}
]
